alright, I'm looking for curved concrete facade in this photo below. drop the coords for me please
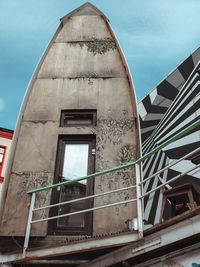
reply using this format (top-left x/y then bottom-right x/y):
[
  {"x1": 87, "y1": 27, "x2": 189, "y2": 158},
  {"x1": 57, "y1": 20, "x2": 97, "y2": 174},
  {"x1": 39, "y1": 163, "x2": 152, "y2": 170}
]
[{"x1": 0, "y1": 2, "x2": 141, "y2": 237}]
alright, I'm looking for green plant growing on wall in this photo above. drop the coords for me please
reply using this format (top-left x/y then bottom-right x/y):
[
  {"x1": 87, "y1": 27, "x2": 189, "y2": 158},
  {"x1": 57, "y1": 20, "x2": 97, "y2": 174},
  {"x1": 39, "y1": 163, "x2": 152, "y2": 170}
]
[
  {"x1": 97, "y1": 119, "x2": 134, "y2": 145},
  {"x1": 78, "y1": 37, "x2": 116, "y2": 55},
  {"x1": 117, "y1": 144, "x2": 134, "y2": 165}
]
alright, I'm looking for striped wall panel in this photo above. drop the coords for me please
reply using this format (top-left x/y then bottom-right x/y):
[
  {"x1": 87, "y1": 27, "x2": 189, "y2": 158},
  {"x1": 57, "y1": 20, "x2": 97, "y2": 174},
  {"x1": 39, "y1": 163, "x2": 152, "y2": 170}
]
[
  {"x1": 140, "y1": 60, "x2": 200, "y2": 225},
  {"x1": 138, "y1": 46, "x2": 200, "y2": 143}
]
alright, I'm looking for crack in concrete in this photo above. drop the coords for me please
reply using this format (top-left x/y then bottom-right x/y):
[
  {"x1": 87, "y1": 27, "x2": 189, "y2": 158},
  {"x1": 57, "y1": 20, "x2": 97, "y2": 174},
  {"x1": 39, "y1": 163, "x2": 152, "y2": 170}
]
[{"x1": 23, "y1": 120, "x2": 57, "y2": 124}]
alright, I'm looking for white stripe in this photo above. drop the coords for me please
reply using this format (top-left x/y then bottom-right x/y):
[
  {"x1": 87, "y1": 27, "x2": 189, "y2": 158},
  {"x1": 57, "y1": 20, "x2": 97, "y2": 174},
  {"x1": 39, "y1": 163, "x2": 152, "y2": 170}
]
[
  {"x1": 138, "y1": 102, "x2": 147, "y2": 120},
  {"x1": 152, "y1": 77, "x2": 200, "y2": 139},
  {"x1": 163, "y1": 131, "x2": 200, "y2": 151},
  {"x1": 154, "y1": 158, "x2": 169, "y2": 224},
  {"x1": 141, "y1": 126, "x2": 156, "y2": 134},
  {"x1": 144, "y1": 152, "x2": 165, "y2": 221},
  {"x1": 156, "y1": 111, "x2": 199, "y2": 145},
  {"x1": 170, "y1": 160, "x2": 200, "y2": 179}
]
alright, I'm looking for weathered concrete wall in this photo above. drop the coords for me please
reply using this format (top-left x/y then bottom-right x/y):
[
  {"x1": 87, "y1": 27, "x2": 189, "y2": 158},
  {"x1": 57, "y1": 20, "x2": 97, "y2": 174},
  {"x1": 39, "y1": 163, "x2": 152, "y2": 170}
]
[{"x1": 0, "y1": 6, "x2": 140, "y2": 236}]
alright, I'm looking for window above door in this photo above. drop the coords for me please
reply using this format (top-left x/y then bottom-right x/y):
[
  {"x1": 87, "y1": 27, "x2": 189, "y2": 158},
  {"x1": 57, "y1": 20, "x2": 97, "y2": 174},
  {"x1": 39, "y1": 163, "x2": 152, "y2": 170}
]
[{"x1": 60, "y1": 110, "x2": 97, "y2": 127}]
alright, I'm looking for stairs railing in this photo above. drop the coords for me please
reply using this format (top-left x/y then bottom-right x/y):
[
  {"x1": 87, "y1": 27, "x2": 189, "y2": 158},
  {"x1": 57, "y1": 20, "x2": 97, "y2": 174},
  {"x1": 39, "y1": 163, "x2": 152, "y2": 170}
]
[{"x1": 23, "y1": 119, "x2": 200, "y2": 256}]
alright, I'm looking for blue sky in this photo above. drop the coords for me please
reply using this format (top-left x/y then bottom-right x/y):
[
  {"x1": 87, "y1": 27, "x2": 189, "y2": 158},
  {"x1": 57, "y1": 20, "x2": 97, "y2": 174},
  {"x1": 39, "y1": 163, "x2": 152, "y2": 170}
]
[{"x1": 0, "y1": 0, "x2": 200, "y2": 130}]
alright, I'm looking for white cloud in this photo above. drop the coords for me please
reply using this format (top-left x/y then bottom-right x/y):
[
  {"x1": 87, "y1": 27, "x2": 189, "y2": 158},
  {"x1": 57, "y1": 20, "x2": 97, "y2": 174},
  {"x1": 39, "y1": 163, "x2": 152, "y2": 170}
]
[{"x1": 0, "y1": 98, "x2": 5, "y2": 112}]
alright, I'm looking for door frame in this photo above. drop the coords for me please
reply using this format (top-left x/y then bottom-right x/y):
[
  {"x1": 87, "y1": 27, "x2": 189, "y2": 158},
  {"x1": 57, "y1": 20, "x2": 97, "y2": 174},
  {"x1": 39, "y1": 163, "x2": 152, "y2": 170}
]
[{"x1": 48, "y1": 135, "x2": 96, "y2": 235}]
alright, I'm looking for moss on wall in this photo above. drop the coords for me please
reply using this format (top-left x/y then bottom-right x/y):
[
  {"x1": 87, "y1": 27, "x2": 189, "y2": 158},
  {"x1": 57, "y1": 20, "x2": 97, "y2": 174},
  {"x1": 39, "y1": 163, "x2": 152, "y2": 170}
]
[
  {"x1": 76, "y1": 37, "x2": 116, "y2": 55},
  {"x1": 117, "y1": 144, "x2": 135, "y2": 165},
  {"x1": 13, "y1": 171, "x2": 53, "y2": 219}
]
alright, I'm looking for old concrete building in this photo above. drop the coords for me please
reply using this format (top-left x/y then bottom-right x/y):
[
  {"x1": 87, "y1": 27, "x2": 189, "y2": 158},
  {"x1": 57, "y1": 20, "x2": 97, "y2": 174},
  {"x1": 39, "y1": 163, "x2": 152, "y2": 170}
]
[
  {"x1": 0, "y1": 2, "x2": 200, "y2": 267},
  {"x1": 0, "y1": 2, "x2": 142, "y2": 265},
  {"x1": 0, "y1": 127, "x2": 13, "y2": 196}
]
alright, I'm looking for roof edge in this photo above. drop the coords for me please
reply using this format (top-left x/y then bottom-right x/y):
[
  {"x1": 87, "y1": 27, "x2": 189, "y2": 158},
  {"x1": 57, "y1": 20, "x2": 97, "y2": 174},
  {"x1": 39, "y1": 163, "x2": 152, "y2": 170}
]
[
  {"x1": 60, "y1": 2, "x2": 109, "y2": 23},
  {"x1": 0, "y1": 127, "x2": 14, "y2": 134}
]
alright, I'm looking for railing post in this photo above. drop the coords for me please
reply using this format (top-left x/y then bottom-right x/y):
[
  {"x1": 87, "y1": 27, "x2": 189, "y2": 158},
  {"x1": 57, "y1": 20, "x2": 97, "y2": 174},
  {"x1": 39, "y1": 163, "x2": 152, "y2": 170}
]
[
  {"x1": 135, "y1": 163, "x2": 143, "y2": 238},
  {"x1": 23, "y1": 192, "x2": 36, "y2": 257}
]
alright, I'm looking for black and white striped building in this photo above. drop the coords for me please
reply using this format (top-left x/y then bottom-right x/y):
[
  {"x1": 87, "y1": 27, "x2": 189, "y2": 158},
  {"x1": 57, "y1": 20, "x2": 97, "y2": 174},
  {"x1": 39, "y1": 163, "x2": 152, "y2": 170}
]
[{"x1": 138, "y1": 46, "x2": 200, "y2": 225}]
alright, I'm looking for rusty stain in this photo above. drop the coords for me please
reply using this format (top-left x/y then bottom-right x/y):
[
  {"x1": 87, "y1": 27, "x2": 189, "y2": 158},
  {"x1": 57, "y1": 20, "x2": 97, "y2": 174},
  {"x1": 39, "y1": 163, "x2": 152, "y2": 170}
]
[
  {"x1": 164, "y1": 258, "x2": 183, "y2": 267},
  {"x1": 22, "y1": 259, "x2": 89, "y2": 264}
]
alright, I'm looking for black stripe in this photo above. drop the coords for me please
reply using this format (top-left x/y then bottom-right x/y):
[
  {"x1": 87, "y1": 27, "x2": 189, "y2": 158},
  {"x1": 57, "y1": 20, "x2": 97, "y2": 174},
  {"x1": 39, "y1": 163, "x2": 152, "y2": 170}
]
[
  {"x1": 148, "y1": 188, "x2": 160, "y2": 224},
  {"x1": 166, "y1": 168, "x2": 180, "y2": 182},
  {"x1": 164, "y1": 141, "x2": 200, "y2": 159},
  {"x1": 154, "y1": 72, "x2": 199, "y2": 133},
  {"x1": 178, "y1": 55, "x2": 194, "y2": 80},
  {"x1": 144, "y1": 151, "x2": 163, "y2": 208},
  {"x1": 142, "y1": 95, "x2": 152, "y2": 112},
  {"x1": 157, "y1": 80, "x2": 179, "y2": 101},
  {"x1": 142, "y1": 95, "x2": 168, "y2": 114},
  {"x1": 170, "y1": 175, "x2": 200, "y2": 192},
  {"x1": 141, "y1": 130, "x2": 154, "y2": 143},
  {"x1": 140, "y1": 119, "x2": 161, "y2": 128},
  {"x1": 154, "y1": 89, "x2": 200, "y2": 141},
  {"x1": 142, "y1": 141, "x2": 155, "y2": 158},
  {"x1": 142, "y1": 143, "x2": 157, "y2": 169}
]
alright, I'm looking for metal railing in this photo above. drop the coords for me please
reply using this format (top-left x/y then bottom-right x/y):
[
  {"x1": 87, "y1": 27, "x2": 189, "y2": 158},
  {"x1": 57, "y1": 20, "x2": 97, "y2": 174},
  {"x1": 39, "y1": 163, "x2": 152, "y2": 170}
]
[{"x1": 23, "y1": 119, "x2": 200, "y2": 256}]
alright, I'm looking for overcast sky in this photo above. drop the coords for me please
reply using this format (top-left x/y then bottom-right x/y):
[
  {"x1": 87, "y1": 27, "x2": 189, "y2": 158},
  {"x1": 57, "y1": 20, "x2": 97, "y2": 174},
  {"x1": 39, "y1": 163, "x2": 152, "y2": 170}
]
[{"x1": 0, "y1": 0, "x2": 200, "y2": 130}]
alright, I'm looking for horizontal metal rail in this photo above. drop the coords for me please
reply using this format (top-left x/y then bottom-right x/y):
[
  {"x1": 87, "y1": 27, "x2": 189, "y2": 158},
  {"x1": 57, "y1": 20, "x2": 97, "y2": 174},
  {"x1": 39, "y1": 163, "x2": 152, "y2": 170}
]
[
  {"x1": 140, "y1": 163, "x2": 200, "y2": 199},
  {"x1": 27, "y1": 118, "x2": 200, "y2": 194},
  {"x1": 33, "y1": 184, "x2": 136, "y2": 212},
  {"x1": 31, "y1": 197, "x2": 137, "y2": 224},
  {"x1": 31, "y1": 164, "x2": 200, "y2": 223},
  {"x1": 140, "y1": 146, "x2": 200, "y2": 185}
]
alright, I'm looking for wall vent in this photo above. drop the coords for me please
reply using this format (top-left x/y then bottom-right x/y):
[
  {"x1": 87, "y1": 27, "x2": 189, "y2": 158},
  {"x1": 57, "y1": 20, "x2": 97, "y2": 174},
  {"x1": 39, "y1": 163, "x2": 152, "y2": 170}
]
[{"x1": 60, "y1": 110, "x2": 97, "y2": 127}]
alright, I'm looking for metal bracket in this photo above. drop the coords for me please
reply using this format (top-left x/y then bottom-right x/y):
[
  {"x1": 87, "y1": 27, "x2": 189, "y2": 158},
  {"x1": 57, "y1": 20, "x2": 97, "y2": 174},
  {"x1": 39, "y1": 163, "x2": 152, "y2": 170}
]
[{"x1": 126, "y1": 218, "x2": 138, "y2": 231}]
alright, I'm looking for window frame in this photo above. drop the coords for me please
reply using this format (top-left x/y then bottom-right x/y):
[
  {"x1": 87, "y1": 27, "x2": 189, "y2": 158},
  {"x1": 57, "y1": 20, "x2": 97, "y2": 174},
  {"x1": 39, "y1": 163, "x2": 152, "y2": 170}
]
[
  {"x1": 60, "y1": 109, "x2": 97, "y2": 127},
  {"x1": 0, "y1": 145, "x2": 7, "y2": 178}
]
